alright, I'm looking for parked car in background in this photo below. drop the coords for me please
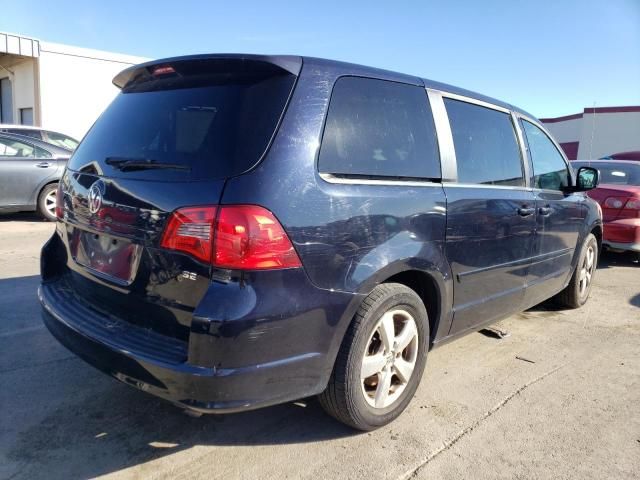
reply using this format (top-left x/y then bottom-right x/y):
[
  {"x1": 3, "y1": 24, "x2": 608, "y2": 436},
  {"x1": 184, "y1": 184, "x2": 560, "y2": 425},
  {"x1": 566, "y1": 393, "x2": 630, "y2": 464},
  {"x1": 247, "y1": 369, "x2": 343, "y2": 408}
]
[
  {"x1": 0, "y1": 124, "x2": 79, "y2": 151},
  {"x1": 0, "y1": 132, "x2": 71, "y2": 221},
  {"x1": 572, "y1": 160, "x2": 640, "y2": 259},
  {"x1": 40, "y1": 54, "x2": 602, "y2": 431},
  {"x1": 599, "y1": 151, "x2": 640, "y2": 162}
]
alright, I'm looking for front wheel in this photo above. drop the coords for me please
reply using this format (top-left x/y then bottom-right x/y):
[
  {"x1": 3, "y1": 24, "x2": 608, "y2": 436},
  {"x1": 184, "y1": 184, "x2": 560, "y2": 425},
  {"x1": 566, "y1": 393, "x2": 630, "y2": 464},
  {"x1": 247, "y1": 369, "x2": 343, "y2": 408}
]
[
  {"x1": 555, "y1": 233, "x2": 598, "y2": 308},
  {"x1": 37, "y1": 183, "x2": 58, "y2": 222},
  {"x1": 319, "y1": 283, "x2": 429, "y2": 430}
]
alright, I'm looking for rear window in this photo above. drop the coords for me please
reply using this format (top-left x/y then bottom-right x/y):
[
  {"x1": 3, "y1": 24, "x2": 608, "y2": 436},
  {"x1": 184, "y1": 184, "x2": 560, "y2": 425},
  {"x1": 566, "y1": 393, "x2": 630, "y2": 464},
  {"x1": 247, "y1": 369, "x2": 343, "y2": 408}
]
[
  {"x1": 68, "y1": 60, "x2": 296, "y2": 180},
  {"x1": 318, "y1": 77, "x2": 440, "y2": 180}
]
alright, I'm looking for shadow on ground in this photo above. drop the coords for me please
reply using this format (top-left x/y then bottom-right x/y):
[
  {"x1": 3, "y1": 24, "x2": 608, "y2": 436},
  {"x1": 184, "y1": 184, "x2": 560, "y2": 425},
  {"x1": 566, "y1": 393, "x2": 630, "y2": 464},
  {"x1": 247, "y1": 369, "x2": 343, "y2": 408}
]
[
  {"x1": 0, "y1": 275, "x2": 354, "y2": 480},
  {"x1": 598, "y1": 250, "x2": 639, "y2": 269},
  {"x1": 7, "y1": 386, "x2": 354, "y2": 479},
  {"x1": 0, "y1": 212, "x2": 47, "y2": 223}
]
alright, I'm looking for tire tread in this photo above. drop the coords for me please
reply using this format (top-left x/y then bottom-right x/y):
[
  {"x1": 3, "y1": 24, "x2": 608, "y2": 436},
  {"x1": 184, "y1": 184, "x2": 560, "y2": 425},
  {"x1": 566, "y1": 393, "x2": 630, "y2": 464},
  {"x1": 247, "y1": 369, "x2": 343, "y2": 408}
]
[{"x1": 319, "y1": 283, "x2": 426, "y2": 430}]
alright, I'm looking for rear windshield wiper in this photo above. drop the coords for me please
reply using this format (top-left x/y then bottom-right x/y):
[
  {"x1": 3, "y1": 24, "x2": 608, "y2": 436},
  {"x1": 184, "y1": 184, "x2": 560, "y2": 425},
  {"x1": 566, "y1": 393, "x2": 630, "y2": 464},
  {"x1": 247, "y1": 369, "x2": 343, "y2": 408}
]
[{"x1": 105, "y1": 157, "x2": 191, "y2": 172}]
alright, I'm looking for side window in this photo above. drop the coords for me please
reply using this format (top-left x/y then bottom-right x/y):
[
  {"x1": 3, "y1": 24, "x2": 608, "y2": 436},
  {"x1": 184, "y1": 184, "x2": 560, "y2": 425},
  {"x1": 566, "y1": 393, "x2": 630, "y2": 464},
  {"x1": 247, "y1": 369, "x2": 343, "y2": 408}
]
[
  {"x1": 318, "y1": 77, "x2": 440, "y2": 179},
  {"x1": 0, "y1": 137, "x2": 35, "y2": 157},
  {"x1": 522, "y1": 120, "x2": 569, "y2": 191},
  {"x1": 444, "y1": 98, "x2": 524, "y2": 187},
  {"x1": 35, "y1": 146, "x2": 52, "y2": 159}
]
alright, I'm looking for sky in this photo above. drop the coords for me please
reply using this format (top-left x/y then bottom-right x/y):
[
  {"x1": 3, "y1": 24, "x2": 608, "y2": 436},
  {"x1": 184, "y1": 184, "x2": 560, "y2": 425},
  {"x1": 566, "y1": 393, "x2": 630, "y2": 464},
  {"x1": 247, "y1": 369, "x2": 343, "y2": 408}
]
[{"x1": 1, "y1": 0, "x2": 639, "y2": 118}]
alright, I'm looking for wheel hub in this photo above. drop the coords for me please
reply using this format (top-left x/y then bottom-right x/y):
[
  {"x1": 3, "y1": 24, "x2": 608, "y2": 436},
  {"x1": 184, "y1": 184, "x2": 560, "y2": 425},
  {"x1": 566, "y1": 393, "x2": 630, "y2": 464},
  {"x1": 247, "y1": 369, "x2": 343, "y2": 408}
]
[{"x1": 360, "y1": 309, "x2": 419, "y2": 409}]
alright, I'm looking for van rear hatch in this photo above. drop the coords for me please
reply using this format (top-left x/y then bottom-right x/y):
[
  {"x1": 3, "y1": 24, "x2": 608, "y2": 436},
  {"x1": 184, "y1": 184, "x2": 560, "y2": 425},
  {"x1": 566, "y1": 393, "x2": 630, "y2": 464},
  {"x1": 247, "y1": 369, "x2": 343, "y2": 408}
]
[{"x1": 54, "y1": 55, "x2": 301, "y2": 341}]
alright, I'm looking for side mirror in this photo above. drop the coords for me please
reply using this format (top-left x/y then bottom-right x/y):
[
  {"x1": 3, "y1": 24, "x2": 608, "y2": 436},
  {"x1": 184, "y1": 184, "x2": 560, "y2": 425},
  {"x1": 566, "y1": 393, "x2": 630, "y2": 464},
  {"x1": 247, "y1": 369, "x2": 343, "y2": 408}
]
[{"x1": 575, "y1": 166, "x2": 599, "y2": 191}]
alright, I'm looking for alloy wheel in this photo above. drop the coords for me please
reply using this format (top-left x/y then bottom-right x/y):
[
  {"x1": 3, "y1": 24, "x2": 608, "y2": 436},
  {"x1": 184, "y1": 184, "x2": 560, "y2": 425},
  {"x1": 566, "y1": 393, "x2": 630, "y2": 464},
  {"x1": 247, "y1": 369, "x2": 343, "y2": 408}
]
[
  {"x1": 578, "y1": 245, "x2": 595, "y2": 297},
  {"x1": 44, "y1": 189, "x2": 57, "y2": 218},
  {"x1": 361, "y1": 309, "x2": 419, "y2": 409}
]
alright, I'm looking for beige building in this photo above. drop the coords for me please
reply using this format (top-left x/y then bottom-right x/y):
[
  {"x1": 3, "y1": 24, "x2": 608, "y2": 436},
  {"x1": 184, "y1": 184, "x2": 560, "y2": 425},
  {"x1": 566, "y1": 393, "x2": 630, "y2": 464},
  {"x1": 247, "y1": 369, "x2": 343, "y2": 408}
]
[
  {"x1": 0, "y1": 32, "x2": 148, "y2": 140},
  {"x1": 541, "y1": 107, "x2": 640, "y2": 160}
]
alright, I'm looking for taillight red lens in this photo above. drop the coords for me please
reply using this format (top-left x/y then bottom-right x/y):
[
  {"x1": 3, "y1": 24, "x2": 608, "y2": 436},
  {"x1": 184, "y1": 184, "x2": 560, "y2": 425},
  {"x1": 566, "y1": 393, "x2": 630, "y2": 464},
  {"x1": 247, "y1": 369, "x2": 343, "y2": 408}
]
[
  {"x1": 160, "y1": 206, "x2": 217, "y2": 263},
  {"x1": 152, "y1": 65, "x2": 175, "y2": 76},
  {"x1": 55, "y1": 183, "x2": 63, "y2": 219},
  {"x1": 214, "y1": 205, "x2": 301, "y2": 269},
  {"x1": 160, "y1": 205, "x2": 301, "y2": 270},
  {"x1": 624, "y1": 198, "x2": 640, "y2": 210},
  {"x1": 604, "y1": 197, "x2": 627, "y2": 209}
]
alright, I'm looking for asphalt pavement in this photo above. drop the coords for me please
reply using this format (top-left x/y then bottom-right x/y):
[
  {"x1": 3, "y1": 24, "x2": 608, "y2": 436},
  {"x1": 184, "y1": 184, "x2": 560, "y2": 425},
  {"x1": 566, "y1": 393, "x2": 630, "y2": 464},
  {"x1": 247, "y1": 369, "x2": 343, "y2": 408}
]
[{"x1": 1, "y1": 214, "x2": 638, "y2": 480}]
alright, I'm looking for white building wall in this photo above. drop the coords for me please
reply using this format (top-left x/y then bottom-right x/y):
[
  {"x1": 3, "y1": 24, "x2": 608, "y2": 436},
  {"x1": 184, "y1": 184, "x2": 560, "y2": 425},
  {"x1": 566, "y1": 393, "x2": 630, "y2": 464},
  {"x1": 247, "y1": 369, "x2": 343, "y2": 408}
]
[
  {"x1": 542, "y1": 117, "x2": 582, "y2": 144},
  {"x1": 37, "y1": 42, "x2": 148, "y2": 139},
  {"x1": 576, "y1": 112, "x2": 640, "y2": 159},
  {"x1": 10, "y1": 59, "x2": 35, "y2": 119}
]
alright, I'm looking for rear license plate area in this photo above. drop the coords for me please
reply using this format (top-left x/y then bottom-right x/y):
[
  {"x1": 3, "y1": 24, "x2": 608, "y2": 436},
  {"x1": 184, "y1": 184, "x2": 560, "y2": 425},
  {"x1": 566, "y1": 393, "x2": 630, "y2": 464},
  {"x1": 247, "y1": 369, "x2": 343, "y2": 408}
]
[{"x1": 71, "y1": 229, "x2": 142, "y2": 284}]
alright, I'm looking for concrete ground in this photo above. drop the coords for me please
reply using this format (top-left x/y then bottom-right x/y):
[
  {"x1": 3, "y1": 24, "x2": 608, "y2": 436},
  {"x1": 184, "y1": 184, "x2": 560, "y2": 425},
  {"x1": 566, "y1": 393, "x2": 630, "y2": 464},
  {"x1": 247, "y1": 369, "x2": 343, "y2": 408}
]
[{"x1": 1, "y1": 213, "x2": 638, "y2": 480}]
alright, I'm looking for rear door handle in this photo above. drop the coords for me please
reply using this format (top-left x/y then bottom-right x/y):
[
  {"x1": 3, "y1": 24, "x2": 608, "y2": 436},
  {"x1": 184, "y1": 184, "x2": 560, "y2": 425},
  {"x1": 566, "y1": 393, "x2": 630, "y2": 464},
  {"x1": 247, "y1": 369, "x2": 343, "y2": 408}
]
[
  {"x1": 538, "y1": 206, "x2": 552, "y2": 216},
  {"x1": 35, "y1": 162, "x2": 52, "y2": 168},
  {"x1": 517, "y1": 207, "x2": 535, "y2": 217}
]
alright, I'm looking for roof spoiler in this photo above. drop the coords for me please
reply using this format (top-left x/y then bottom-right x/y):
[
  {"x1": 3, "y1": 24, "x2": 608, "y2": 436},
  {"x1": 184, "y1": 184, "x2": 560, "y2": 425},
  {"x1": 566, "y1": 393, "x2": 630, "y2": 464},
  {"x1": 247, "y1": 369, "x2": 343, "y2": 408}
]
[{"x1": 113, "y1": 54, "x2": 303, "y2": 89}]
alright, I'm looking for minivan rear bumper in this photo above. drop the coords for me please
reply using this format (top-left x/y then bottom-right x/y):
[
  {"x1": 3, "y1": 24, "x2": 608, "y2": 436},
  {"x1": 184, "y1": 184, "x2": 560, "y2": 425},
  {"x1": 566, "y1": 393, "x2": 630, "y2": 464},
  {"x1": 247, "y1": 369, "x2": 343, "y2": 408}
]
[{"x1": 39, "y1": 273, "x2": 361, "y2": 413}]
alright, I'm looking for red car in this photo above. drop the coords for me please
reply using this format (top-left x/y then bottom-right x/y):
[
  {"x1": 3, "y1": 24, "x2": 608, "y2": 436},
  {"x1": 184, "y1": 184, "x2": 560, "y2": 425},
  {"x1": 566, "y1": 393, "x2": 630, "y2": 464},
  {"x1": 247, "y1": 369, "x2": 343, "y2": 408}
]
[
  {"x1": 600, "y1": 151, "x2": 640, "y2": 162},
  {"x1": 573, "y1": 160, "x2": 640, "y2": 259}
]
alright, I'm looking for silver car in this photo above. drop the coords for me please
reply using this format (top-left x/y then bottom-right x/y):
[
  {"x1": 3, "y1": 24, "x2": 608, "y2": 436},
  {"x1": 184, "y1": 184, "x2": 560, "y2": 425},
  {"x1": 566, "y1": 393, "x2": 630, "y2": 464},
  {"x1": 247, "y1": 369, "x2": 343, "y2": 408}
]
[
  {"x1": 0, "y1": 125, "x2": 79, "y2": 151},
  {"x1": 0, "y1": 133, "x2": 70, "y2": 221}
]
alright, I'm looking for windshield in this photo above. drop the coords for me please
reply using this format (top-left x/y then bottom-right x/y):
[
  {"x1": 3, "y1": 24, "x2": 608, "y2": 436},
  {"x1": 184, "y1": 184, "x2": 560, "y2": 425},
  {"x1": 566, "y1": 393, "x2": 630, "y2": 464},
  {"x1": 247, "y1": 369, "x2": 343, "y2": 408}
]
[
  {"x1": 575, "y1": 162, "x2": 640, "y2": 186},
  {"x1": 67, "y1": 62, "x2": 296, "y2": 180}
]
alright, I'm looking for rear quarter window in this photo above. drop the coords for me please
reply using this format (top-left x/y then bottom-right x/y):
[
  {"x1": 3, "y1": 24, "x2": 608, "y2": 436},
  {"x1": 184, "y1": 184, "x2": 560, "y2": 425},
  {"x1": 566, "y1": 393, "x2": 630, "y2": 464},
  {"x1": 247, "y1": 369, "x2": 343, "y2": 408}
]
[
  {"x1": 444, "y1": 99, "x2": 524, "y2": 187},
  {"x1": 318, "y1": 77, "x2": 440, "y2": 180}
]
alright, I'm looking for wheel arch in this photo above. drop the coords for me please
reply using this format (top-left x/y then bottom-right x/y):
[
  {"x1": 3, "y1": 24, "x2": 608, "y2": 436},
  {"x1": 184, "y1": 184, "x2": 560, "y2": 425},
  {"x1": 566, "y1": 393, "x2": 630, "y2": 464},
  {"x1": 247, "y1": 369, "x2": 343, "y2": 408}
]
[
  {"x1": 382, "y1": 270, "x2": 442, "y2": 346},
  {"x1": 33, "y1": 178, "x2": 60, "y2": 206},
  {"x1": 590, "y1": 223, "x2": 603, "y2": 253},
  {"x1": 348, "y1": 261, "x2": 451, "y2": 348}
]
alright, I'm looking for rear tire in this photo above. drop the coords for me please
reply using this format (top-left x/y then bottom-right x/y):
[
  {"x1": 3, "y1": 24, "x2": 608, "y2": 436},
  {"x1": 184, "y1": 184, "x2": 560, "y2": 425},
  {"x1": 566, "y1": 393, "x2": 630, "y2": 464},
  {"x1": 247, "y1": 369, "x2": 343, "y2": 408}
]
[
  {"x1": 37, "y1": 183, "x2": 58, "y2": 222},
  {"x1": 555, "y1": 233, "x2": 598, "y2": 308},
  {"x1": 319, "y1": 283, "x2": 429, "y2": 430}
]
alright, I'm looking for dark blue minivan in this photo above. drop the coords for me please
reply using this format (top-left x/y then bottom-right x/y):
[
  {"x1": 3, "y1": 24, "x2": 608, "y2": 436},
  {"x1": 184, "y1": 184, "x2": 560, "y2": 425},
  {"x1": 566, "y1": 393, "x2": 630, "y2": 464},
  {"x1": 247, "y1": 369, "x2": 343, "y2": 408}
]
[{"x1": 40, "y1": 55, "x2": 602, "y2": 430}]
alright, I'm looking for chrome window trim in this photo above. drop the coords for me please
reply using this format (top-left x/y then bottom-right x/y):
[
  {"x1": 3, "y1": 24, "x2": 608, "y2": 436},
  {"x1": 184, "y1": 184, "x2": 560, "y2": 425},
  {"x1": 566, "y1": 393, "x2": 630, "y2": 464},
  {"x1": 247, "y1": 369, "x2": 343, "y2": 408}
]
[
  {"x1": 510, "y1": 111, "x2": 532, "y2": 188},
  {"x1": 443, "y1": 182, "x2": 533, "y2": 192},
  {"x1": 318, "y1": 172, "x2": 442, "y2": 187},
  {"x1": 438, "y1": 91, "x2": 512, "y2": 114},
  {"x1": 426, "y1": 89, "x2": 457, "y2": 182}
]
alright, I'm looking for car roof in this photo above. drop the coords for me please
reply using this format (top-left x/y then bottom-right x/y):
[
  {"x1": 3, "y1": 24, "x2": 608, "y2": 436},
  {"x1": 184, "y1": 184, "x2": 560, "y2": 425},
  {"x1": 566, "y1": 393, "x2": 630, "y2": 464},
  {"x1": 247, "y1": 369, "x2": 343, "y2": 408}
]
[
  {"x1": 0, "y1": 132, "x2": 72, "y2": 157},
  {"x1": 0, "y1": 124, "x2": 44, "y2": 131},
  {"x1": 0, "y1": 124, "x2": 78, "y2": 140},
  {"x1": 113, "y1": 53, "x2": 539, "y2": 121}
]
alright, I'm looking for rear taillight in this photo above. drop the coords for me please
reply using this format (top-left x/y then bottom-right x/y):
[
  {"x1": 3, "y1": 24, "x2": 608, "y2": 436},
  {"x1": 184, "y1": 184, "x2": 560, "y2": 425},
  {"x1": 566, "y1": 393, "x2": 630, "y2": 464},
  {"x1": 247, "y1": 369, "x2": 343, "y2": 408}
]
[
  {"x1": 55, "y1": 183, "x2": 63, "y2": 219},
  {"x1": 160, "y1": 206, "x2": 217, "y2": 263},
  {"x1": 604, "y1": 196, "x2": 640, "y2": 211},
  {"x1": 624, "y1": 198, "x2": 640, "y2": 210},
  {"x1": 160, "y1": 205, "x2": 301, "y2": 270},
  {"x1": 214, "y1": 205, "x2": 301, "y2": 269},
  {"x1": 603, "y1": 197, "x2": 627, "y2": 209}
]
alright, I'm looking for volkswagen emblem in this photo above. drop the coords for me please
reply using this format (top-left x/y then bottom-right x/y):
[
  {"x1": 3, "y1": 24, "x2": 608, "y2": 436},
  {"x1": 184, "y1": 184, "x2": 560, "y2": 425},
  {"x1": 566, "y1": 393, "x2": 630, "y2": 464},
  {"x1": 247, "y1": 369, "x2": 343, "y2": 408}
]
[{"x1": 87, "y1": 181, "x2": 104, "y2": 214}]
